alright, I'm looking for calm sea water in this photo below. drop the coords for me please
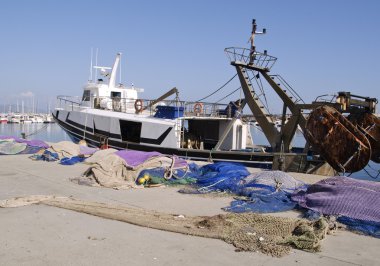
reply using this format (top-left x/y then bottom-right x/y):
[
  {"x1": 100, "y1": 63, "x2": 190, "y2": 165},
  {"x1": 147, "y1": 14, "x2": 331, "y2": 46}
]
[
  {"x1": 0, "y1": 123, "x2": 70, "y2": 143},
  {"x1": 1, "y1": 123, "x2": 378, "y2": 181}
]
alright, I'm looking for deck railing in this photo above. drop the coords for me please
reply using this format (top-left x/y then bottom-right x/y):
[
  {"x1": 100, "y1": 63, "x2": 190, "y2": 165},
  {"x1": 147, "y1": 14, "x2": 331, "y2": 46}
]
[
  {"x1": 224, "y1": 47, "x2": 277, "y2": 70},
  {"x1": 56, "y1": 95, "x2": 237, "y2": 118}
]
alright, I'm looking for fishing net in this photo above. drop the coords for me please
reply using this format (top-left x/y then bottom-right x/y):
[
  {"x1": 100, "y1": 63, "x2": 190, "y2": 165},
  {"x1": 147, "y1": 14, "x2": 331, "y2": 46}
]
[
  {"x1": 0, "y1": 195, "x2": 329, "y2": 257},
  {"x1": 337, "y1": 216, "x2": 380, "y2": 238},
  {"x1": 292, "y1": 176, "x2": 380, "y2": 223},
  {"x1": 84, "y1": 148, "x2": 118, "y2": 164},
  {"x1": 137, "y1": 168, "x2": 197, "y2": 186},
  {"x1": 0, "y1": 140, "x2": 27, "y2": 155},
  {"x1": 224, "y1": 171, "x2": 308, "y2": 213},
  {"x1": 183, "y1": 162, "x2": 250, "y2": 193},
  {"x1": 30, "y1": 149, "x2": 59, "y2": 162},
  {"x1": 28, "y1": 141, "x2": 95, "y2": 163},
  {"x1": 0, "y1": 136, "x2": 49, "y2": 149},
  {"x1": 0, "y1": 137, "x2": 44, "y2": 155},
  {"x1": 75, "y1": 152, "x2": 190, "y2": 189},
  {"x1": 225, "y1": 191, "x2": 297, "y2": 213},
  {"x1": 292, "y1": 176, "x2": 380, "y2": 238},
  {"x1": 49, "y1": 141, "x2": 81, "y2": 159},
  {"x1": 60, "y1": 156, "x2": 86, "y2": 165},
  {"x1": 181, "y1": 164, "x2": 306, "y2": 213}
]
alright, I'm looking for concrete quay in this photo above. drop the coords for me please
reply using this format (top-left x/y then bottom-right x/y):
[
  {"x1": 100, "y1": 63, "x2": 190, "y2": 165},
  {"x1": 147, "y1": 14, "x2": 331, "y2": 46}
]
[{"x1": 0, "y1": 154, "x2": 379, "y2": 266}]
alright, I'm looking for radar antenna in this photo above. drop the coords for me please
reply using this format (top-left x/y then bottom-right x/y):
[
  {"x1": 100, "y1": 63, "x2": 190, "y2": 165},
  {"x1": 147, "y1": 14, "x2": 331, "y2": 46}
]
[{"x1": 249, "y1": 19, "x2": 266, "y2": 64}]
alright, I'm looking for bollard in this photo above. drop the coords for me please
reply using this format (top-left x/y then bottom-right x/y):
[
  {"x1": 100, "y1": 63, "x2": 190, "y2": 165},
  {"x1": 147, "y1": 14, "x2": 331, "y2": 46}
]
[{"x1": 278, "y1": 156, "x2": 285, "y2": 171}]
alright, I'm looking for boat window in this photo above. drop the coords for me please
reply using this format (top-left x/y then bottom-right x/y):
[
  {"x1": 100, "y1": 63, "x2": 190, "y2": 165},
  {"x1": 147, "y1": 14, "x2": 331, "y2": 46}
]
[
  {"x1": 119, "y1": 120, "x2": 141, "y2": 143},
  {"x1": 82, "y1": 90, "x2": 91, "y2": 101},
  {"x1": 188, "y1": 119, "x2": 219, "y2": 149},
  {"x1": 111, "y1": 91, "x2": 121, "y2": 98}
]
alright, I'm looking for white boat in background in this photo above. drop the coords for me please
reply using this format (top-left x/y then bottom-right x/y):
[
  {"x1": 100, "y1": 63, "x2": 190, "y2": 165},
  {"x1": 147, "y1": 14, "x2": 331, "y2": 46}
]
[
  {"x1": 22, "y1": 115, "x2": 33, "y2": 124},
  {"x1": 0, "y1": 115, "x2": 8, "y2": 123},
  {"x1": 9, "y1": 117, "x2": 21, "y2": 124},
  {"x1": 43, "y1": 114, "x2": 55, "y2": 123},
  {"x1": 9, "y1": 114, "x2": 21, "y2": 124},
  {"x1": 30, "y1": 115, "x2": 44, "y2": 123}
]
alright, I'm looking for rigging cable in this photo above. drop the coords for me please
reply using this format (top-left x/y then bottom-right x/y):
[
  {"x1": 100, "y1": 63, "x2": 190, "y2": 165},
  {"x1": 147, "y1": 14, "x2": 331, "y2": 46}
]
[
  {"x1": 24, "y1": 124, "x2": 49, "y2": 138},
  {"x1": 215, "y1": 86, "x2": 241, "y2": 103},
  {"x1": 196, "y1": 74, "x2": 237, "y2": 102}
]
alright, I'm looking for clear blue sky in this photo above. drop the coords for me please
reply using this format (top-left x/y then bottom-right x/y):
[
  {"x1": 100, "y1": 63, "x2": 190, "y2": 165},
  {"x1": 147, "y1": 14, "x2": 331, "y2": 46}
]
[{"x1": 0, "y1": 0, "x2": 379, "y2": 113}]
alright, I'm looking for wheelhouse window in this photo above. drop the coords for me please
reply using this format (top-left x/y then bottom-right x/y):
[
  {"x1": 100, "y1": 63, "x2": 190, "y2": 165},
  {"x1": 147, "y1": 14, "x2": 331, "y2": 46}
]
[
  {"x1": 111, "y1": 91, "x2": 121, "y2": 98},
  {"x1": 82, "y1": 90, "x2": 91, "y2": 101}
]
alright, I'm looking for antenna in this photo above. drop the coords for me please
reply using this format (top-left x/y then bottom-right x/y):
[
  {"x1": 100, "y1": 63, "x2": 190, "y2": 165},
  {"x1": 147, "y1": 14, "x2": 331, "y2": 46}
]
[
  {"x1": 119, "y1": 53, "x2": 122, "y2": 85},
  {"x1": 249, "y1": 19, "x2": 267, "y2": 64},
  {"x1": 95, "y1": 48, "x2": 99, "y2": 81},
  {"x1": 89, "y1": 47, "x2": 93, "y2": 82}
]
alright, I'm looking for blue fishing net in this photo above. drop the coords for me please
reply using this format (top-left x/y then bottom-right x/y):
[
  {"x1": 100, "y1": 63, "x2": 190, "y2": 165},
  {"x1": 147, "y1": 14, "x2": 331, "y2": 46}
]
[
  {"x1": 29, "y1": 150, "x2": 59, "y2": 162},
  {"x1": 338, "y1": 217, "x2": 380, "y2": 238},
  {"x1": 180, "y1": 165, "x2": 307, "y2": 213},
  {"x1": 137, "y1": 162, "x2": 306, "y2": 214},
  {"x1": 303, "y1": 209, "x2": 380, "y2": 238},
  {"x1": 224, "y1": 171, "x2": 307, "y2": 213},
  {"x1": 60, "y1": 156, "x2": 86, "y2": 165},
  {"x1": 188, "y1": 162, "x2": 250, "y2": 193},
  {"x1": 224, "y1": 190, "x2": 297, "y2": 213}
]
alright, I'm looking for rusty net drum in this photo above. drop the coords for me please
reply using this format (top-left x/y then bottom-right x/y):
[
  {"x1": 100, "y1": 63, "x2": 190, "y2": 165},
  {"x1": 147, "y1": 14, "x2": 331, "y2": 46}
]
[
  {"x1": 348, "y1": 112, "x2": 380, "y2": 163},
  {"x1": 305, "y1": 106, "x2": 371, "y2": 173}
]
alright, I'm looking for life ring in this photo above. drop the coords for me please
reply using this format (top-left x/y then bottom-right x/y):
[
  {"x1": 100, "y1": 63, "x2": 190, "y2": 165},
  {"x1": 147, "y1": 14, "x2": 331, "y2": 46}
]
[
  {"x1": 193, "y1": 103, "x2": 203, "y2": 115},
  {"x1": 134, "y1": 99, "x2": 144, "y2": 113}
]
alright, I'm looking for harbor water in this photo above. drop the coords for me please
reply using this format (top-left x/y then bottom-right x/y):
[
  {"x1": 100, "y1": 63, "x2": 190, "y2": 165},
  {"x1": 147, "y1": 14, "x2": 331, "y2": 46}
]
[
  {"x1": 0, "y1": 123, "x2": 378, "y2": 181},
  {"x1": 0, "y1": 123, "x2": 70, "y2": 143}
]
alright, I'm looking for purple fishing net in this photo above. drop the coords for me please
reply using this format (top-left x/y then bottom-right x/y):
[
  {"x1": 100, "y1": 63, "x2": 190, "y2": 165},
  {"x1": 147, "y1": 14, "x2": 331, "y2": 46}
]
[{"x1": 292, "y1": 176, "x2": 380, "y2": 223}]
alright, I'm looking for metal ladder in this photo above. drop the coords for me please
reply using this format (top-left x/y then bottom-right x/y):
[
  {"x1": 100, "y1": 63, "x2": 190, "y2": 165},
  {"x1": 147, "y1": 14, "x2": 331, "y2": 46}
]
[{"x1": 175, "y1": 118, "x2": 184, "y2": 148}]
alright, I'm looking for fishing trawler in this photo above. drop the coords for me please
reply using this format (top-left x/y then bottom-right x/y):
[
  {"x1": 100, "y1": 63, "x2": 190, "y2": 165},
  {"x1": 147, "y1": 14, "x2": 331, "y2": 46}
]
[
  {"x1": 54, "y1": 20, "x2": 379, "y2": 174},
  {"x1": 53, "y1": 51, "x2": 274, "y2": 166}
]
